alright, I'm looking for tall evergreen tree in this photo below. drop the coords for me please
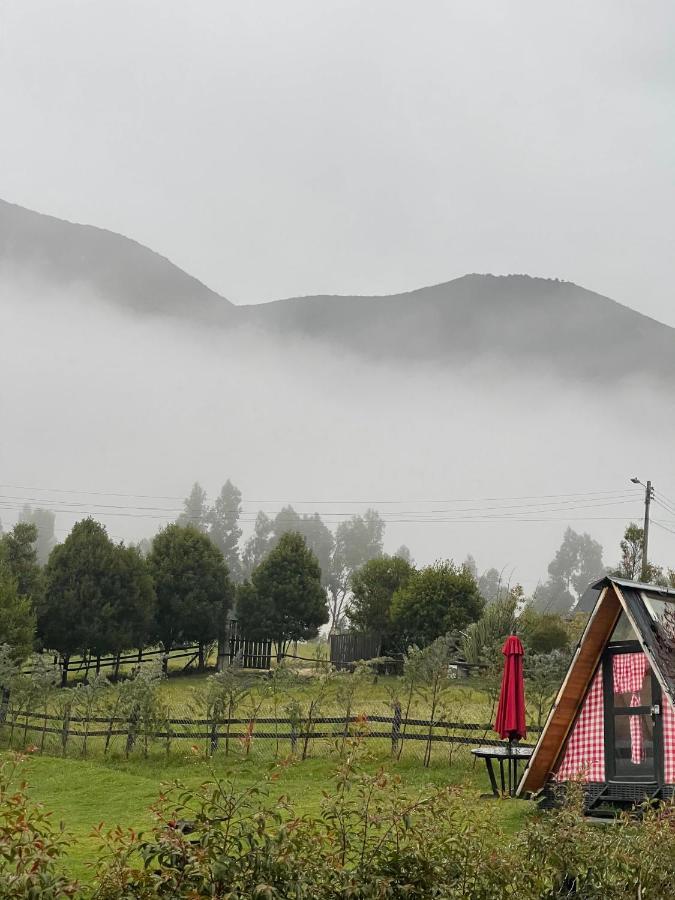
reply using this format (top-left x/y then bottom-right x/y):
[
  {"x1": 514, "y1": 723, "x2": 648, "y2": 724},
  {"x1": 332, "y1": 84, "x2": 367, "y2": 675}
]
[
  {"x1": 241, "y1": 511, "x2": 273, "y2": 579},
  {"x1": 19, "y1": 506, "x2": 56, "y2": 565},
  {"x1": 207, "y1": 480, "x2": 243, "y2": 581},
  {"x1": 148, "y1": 524, "x2": 234, "y2": 668},
  {"x1": 0, "y1": 561, "x2": 36, "y2": 661},
  {"x1": 327, "y1": 509, "x2": 384, "y2": 632},
  {"x1": 238, "y1": 532, "x2": 328, "y2": 656},
  {"x1": 270, "y1": 506, "x2": 334, "y2": 583},
  {"x1": 39, "y1": 519, "x2": 156, "y2": 664},
  {"x1": 0, "y1": 522, "x2": 42, "y2": 601},
  {"x1": 177, "y1": 482, "x2": 208, "y2": 532}
]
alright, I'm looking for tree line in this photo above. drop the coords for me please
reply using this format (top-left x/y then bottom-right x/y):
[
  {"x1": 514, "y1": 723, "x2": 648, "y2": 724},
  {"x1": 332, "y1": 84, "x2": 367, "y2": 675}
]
[
  {"x1": 171, "y1": 480, "x2": 395, "y2": 631},
  {"x1": 0, "y1": 516, "x2": 349, "y2": 675},
  {"x1": 0, "y1": 513, "x2": 485, "y2": 675},
  {"x1": 1, "y1": 476, "x2": 670, "y2": 678}
]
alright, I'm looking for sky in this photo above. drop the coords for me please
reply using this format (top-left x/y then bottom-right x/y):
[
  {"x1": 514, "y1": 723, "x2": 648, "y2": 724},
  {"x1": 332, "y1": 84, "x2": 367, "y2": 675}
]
[
  {"x1": 2, "y1": 1, "x2": 675, "y2": 595},
  {"x1": 1, "y1": 0, "x2": 675, "y2": 323}
]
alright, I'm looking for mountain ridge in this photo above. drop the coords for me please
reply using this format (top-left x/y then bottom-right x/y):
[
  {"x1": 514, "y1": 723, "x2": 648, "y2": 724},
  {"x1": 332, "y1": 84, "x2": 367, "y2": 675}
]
[{"x1": 2, "y1": 197, "x2": 674, "y2": 382}]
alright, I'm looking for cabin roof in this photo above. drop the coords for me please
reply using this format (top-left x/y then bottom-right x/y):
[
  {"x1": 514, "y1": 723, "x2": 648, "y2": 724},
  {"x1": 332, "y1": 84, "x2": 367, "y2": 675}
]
[{"x1": 518, "y1": 576, "x2": 675, "y2": 795}]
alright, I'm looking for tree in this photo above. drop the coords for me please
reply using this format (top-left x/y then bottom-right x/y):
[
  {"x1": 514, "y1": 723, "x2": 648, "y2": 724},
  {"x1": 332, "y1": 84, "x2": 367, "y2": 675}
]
[
  {"x1": 477, "y1": 567, "x2": 509, "y2": 605},
  {"x1": 0, "y1": 522, "x2": 42, "y2": 600},
  {"x1": 390, "y1": 561, "x2": 484, "y2": 649},
  {"x1": 612, "y1": 522, "x2": 663, "y2": 583},
  {"x1": 271, "y1": 506, "x2": 335, "y2": 583},
  {"x1": 347, "y1": 555, "x2": 414, "y2": 636},
  {"x1": 534, "y1": 528, "x2": 605, "y2": 614},
  {"x1": 18, "y1": 506, "x2": 56, "y2": 565},
  {"x1": 394, "y1": 545, "x2": 414, "y2": 565},
  {"x1": 463, "y1": 555, "x2": 478, "y2": 580},
  {"x1": 241, "y1": 512, "x2": 274, "y2": 578},
  {"x1": 148, "y1": 524, "x2": 234, "y2": 668},
  {"x1": 177, "y1": 482, "x2": 208, "y2": 532},
  {"x1": 0, "y1": 563, "x2": 36, "y2": 661},
  {"x1": 207, "y1": 480, "x2": 243, "y2": 581},
  {"x1": 105, "y1": 544, "x2": 157, "y2": 653},
  {"x1": 39, "y1": 519, "x2": 156, "y2": 670},
  {"x1": 518, "y1": 606, "x2": 570, "y2": 654},
  {"x1": 327, "y1": 510, "x2": 384, "y2": 632},
  {"x1": 238, "y1": 532, "x2": 328, "y2": 657}
]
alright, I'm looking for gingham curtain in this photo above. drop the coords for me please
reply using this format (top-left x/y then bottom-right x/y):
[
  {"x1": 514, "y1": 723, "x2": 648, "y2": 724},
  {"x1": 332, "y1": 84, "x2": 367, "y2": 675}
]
[{"x1": 612, "y1": 653, "x2": 650, "y2": 764}]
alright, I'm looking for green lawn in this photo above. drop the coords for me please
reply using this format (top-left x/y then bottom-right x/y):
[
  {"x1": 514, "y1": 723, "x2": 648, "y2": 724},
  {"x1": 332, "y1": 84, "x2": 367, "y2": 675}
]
[
  {"x1": 9, "y1": 749, "x2": 533, "y2": 883},
  {"x1": 156, "y1": 668, "x2": 499, "y2": 720}
]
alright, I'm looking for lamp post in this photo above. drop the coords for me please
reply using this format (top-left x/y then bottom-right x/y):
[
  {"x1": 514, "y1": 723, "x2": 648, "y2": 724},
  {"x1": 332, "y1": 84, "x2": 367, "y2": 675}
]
[{"x1": 631, "y1": 477, "x2": 654, "y2": 582}]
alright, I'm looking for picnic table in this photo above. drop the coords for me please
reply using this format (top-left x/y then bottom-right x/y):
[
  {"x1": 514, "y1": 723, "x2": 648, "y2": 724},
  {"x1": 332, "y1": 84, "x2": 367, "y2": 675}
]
[{"x1": 471, "y1": 745, "x2": 533, "y2": 797}]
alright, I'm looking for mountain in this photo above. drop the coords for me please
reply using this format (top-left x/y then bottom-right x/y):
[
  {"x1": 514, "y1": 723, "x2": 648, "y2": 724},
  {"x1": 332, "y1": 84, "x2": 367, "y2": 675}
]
[
  {"x1": 3, "y1": 197, "x2": 675, "y2": 382},
  {"x1": 0, "y1": 198, "x2": 233, "y2": 322},
  {"x1": 241, "y1": 276, "x2": 675, "y2": 381}
]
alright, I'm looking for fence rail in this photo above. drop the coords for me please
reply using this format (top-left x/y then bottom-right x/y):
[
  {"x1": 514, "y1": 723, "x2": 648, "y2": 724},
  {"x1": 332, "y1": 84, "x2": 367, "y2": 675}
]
[{"x1": 0, "y1": 706, "x2": 542, "y2": 765}]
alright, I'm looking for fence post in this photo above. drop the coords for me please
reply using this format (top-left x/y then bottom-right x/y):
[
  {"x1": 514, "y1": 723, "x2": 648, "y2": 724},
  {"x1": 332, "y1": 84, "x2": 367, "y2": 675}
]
[
  {"x1": 61, "y1": 702, "x2": 71, "y2": 756},
  {"x1": 113, "y1": 652, "x2": 121, "y2": 682},
  {"x1": 210, "y1": 719, "x2": 219, "y2": 756},
  {"x1": 0, "y1": 687, "x2": 10, "y2": 724},
  {"x1": 61, "y1": 656, "x2": 69, "y2": 688},
  {"x1": 391, "y1": 702, "x2": 402, "y2": 757},
  {"x1": 126, "y1": 704, "x2": 140, "y2": 757}
]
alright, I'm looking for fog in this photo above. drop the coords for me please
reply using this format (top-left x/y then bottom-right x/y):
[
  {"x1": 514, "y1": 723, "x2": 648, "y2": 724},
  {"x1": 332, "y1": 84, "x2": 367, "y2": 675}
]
[{"x1": 2, "y1": 277, "x2": 675, "y2": 594}]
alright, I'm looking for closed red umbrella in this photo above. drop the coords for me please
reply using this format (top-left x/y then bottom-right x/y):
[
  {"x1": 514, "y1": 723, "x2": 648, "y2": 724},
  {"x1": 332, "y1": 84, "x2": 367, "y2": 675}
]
[{"x1": 494, "y1": 634, "x2": 527, "y2": 743}]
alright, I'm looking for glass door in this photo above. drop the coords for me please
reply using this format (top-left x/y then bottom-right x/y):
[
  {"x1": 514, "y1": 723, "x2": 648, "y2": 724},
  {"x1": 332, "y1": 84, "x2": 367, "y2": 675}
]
[{"x1": 603, "y1": 644, "x2": 662, "y2": 782}]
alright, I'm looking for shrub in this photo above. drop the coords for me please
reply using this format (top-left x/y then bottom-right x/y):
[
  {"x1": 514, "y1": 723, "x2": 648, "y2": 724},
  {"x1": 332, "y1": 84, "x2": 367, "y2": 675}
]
[{"x1": 0, "y1": 754, "x2": 78, "y2": 898}]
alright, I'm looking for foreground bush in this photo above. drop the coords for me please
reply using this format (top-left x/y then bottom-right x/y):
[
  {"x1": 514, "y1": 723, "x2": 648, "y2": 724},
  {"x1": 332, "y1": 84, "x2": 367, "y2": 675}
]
[
  {"x1": 0, "y1": 755, "x2": 77, "y2": 899},
  {"x1": 7, "y1": 749, "x2": 675, "y2": 897}
]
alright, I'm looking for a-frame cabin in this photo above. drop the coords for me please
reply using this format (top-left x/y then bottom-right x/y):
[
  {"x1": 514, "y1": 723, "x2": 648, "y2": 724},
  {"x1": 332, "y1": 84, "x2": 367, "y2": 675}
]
[{"x1": 518, "y1": 576, "x2": 675, "y2": 813}]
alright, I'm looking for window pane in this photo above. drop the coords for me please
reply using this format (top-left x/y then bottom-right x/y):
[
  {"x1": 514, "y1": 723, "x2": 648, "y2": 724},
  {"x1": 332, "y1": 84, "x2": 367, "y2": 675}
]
[
  {"x1": 609, "y1": 611, "x2": 635, "y2": 643},
  {"x1": 613, "y1": 712, "x2": 654, "y2": 778}
]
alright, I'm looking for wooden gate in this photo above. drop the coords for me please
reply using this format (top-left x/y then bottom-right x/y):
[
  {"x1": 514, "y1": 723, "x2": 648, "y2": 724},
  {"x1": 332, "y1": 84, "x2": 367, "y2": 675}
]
[{"x1": 224, "y1": 620, "x2": 273, "y2": 669}]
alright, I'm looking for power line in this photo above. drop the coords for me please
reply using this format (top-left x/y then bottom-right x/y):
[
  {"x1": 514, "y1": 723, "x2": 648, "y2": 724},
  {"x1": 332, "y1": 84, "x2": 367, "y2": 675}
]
[
  {"x1": 652, "y1": 519, "x2": 675, "y2": 538},
  {"x1": 654, "y1": 493, "x2": 675, "y2": 518},
  {"x1": 0, "y1": 482, "x2": 641, "y2": 506},
  {"x1": 0, "y1": 490, "x2": 639, "y2": 518}
]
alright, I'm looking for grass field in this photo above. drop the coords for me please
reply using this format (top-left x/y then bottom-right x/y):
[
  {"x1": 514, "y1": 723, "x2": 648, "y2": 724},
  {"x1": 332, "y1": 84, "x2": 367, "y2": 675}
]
[
  {"x1": 2, "y1": 661, "x2": 538, "y2": 885},
  {"x1": 8, "y1": 747, "x2": 534, "y2": 883}
]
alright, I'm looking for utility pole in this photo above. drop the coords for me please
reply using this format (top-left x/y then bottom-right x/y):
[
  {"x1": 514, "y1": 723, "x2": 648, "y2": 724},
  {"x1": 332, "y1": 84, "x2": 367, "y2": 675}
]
[
  {"x1": 631, "y1": 477, "x2": 654, "y2": 582},
  {"x1": 642, "y1": 480, "x2": 653, "y2": 582}
]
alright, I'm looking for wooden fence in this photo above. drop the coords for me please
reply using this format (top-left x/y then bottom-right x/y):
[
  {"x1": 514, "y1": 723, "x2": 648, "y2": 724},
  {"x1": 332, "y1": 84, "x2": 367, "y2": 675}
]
[
  {"x1": 330, "y1": 632, "x2": 382, "y2": 670},
  {"x1": 0, "y1": 706, "x2": 543, "y2": 763},
  {"x1": 32, "y1": 622, "x2": 276, "y2": 686}
]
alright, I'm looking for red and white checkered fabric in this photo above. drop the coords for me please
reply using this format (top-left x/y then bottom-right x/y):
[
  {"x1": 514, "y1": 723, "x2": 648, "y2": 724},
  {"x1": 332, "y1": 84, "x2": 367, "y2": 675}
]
[
  {"x1": 663, "y1": 694, "x2": 675, "y2": 783},
  {"x1": 612, "y1": 652, "x2": 650, "y2": 764},
  {"x1": 555, "y1": 665, "x2": 605, "y2": 782}
]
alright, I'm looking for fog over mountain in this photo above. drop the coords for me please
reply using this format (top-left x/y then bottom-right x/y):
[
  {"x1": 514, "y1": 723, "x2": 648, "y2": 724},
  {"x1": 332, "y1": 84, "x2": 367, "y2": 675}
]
[
  {"x1": 4, "y1": 199, "x2": 675, "y2": 384},
  {"x1": 2, "y1": 198, "x2": 675, "y2": 592}
]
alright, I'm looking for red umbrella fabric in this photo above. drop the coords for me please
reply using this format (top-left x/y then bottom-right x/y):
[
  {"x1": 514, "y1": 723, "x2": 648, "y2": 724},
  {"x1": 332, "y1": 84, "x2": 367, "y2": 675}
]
[{"x1": 494, "y1": 634, "x2": 527, "y2": 741}]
